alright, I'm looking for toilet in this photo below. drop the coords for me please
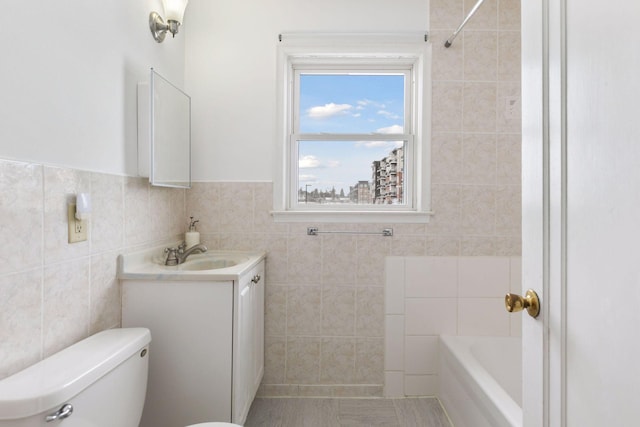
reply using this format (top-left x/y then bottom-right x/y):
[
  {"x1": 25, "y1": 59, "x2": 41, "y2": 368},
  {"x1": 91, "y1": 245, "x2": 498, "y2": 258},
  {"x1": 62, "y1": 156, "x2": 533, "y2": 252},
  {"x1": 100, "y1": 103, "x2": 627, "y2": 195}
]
[{"x1": 0, "y1": 328, "x2": 240, "y2": 427}]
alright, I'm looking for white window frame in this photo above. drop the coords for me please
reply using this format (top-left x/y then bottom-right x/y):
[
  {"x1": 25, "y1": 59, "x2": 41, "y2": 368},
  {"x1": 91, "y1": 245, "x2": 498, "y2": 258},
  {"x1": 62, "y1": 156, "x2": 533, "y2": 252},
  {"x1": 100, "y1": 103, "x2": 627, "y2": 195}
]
[{"x1": 273, "y1": 34, "x2": 432, "y2": 223}]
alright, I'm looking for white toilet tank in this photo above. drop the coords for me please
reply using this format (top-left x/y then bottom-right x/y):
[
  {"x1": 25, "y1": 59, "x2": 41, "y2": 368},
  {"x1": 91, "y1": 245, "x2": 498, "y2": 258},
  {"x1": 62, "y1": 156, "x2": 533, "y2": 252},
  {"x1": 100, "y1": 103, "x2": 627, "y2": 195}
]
[{"x1": 0, "y1": 328, "x2": 151, "y2": 427}]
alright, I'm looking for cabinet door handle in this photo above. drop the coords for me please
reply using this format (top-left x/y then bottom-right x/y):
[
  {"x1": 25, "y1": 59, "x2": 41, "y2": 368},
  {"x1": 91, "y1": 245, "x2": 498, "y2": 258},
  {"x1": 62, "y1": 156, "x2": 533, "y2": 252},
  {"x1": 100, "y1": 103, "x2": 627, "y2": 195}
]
[{"x1": 251, "y1": 274, "x2": 261, "y2": 284}]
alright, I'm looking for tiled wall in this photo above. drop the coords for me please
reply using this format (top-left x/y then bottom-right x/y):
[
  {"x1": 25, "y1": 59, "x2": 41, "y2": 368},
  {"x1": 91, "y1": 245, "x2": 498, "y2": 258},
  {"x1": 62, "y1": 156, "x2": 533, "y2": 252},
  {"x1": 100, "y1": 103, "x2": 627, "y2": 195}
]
[
  {"x1": 184, "y1": 181, "x2": 522, "y2": 397},
  {"x1": 384, "y1": 256, "x2": 522, "y2": 397},
  {"x1": 0, "y1": 158, "x2": 185, "y2": 380},
  {"x1": 181, "y1": 0, "x2": 522, "y2": 398},
  {"x1": 429, "y1": 0, "x2": 521, "y2": 255}
]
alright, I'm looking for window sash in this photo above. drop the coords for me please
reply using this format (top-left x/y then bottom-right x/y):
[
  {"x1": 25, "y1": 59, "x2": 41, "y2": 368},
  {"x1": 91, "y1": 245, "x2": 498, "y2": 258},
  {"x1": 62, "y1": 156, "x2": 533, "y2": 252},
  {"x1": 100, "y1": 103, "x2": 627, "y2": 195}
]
[
  {"x1": 293, "y1": 67, "x2": 413, "y2": 135},
  {"x1": 288, "y1": 64, "x2": 416, "y2": 211},
  {"x1": 288, "y1": 134, "x2": 415, "y2": 211}
]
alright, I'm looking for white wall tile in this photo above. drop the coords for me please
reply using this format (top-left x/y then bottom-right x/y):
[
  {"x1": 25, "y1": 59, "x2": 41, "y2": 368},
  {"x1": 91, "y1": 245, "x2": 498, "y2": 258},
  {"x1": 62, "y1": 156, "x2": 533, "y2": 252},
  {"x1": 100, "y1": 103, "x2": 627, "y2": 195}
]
[
  {"x1": 385, "y1": 257, "x2": 405, "y2": 314},
  {"x1": 510, "y1": 310, "x2": 522, "y2": 337},
  {"x1": 385, "y1": 315, "x2": 405, "y2": 371},
  {"x1": 458, "y1": 256, "x2": 510, "y2": 297},
  {"x1": 384, "y1": 371, "x2": 405, "y2": 397},
  {"x1": 509, "y1": 256, "x2": 523, "y2": 337},
  {"x1": 404, "y1": 336, "x2": 439, "y2": 375},
  {"x1": 510, "y1": 256, "x2": 522, "y2": 293},
  {"x1": 458, "y1": 298, "x2": 510, "y2": 336},
  {"x1": 405, "y1": 256, "x2": 457, "y2": 298},
  {"x1": 404, "y1": 374, "x2": 439, "y2": 396},
  {"x1": 405, "y1": 298, "x2": 457, "y2": 336}
]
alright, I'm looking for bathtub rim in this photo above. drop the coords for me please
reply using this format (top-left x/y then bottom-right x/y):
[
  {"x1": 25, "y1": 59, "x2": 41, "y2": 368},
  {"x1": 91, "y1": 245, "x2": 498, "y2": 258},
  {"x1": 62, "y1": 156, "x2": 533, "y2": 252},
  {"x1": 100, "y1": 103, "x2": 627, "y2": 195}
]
[{"x1": 439, "y1": 335, "x2": 522, "y2": 427}]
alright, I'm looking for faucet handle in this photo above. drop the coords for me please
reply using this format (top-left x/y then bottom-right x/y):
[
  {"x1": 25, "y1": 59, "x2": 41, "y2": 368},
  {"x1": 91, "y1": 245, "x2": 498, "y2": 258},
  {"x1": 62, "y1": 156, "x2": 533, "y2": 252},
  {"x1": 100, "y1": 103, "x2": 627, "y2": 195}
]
[
  {"x1": 164, "y1": 247, "x2": 179, "y2": 266},
  {"x1": 177, "y1": 242, "x2": 187, "y2": 253}
]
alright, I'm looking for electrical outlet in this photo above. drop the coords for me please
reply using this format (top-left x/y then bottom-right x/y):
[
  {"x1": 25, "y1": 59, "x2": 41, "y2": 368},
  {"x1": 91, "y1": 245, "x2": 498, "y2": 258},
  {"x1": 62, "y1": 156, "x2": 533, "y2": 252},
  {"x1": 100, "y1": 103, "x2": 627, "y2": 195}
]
[{"x1": 68, "y1": 203, "x2": 87, "y2": 243}]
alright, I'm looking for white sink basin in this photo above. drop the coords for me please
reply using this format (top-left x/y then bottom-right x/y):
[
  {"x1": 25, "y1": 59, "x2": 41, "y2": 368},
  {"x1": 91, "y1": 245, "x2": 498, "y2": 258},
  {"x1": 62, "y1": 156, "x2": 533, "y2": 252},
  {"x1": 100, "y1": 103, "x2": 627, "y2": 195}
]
[{"x1": 177, "y1": 256, "x2": 250, "y2": 271}]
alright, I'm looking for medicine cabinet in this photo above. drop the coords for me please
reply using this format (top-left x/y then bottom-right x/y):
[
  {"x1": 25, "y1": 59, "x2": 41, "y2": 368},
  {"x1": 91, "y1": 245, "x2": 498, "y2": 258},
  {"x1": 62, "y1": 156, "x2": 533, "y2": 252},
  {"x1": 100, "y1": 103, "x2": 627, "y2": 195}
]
[{"x1": 137, "y1": 68, "x2": 191, "y2": 188}]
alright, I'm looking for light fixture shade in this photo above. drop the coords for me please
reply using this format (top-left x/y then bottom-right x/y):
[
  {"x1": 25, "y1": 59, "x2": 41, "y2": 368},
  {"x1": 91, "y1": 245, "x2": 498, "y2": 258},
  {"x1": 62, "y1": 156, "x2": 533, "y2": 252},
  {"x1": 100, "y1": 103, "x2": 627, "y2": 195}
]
[{"x1": 162, "y1": 0, "x2": 189, "y2": 23}]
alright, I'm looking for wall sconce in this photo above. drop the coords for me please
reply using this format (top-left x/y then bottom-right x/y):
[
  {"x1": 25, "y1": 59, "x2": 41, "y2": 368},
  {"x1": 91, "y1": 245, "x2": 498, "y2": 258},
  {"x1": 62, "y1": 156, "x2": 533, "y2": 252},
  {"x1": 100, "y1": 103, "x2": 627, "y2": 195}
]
[{"x1": 149, "y1": 0, "x2": 189, "y2": 43}]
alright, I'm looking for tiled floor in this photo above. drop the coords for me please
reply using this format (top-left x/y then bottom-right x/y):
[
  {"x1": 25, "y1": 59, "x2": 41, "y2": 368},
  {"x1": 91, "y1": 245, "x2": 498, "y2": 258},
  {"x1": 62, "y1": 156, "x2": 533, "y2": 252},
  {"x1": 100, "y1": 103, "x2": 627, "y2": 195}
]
[{"x1": 244, "y1": 397, "x2": 452, "y2": 426}]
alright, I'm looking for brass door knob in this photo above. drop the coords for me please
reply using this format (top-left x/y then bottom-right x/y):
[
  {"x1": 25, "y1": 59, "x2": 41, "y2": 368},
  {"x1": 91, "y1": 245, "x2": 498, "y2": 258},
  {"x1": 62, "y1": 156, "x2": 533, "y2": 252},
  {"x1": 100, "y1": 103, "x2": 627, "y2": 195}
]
[{"x1": 505, "y1": 289, "x2": 540, "y2": 318}]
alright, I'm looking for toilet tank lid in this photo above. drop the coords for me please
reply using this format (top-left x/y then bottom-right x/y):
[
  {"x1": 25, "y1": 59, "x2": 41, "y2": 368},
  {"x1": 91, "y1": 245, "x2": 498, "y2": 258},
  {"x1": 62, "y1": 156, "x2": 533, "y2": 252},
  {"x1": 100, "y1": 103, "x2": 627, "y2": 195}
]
[{"x1": 0, "y1": 328, "x2": 151, "y2": 420}]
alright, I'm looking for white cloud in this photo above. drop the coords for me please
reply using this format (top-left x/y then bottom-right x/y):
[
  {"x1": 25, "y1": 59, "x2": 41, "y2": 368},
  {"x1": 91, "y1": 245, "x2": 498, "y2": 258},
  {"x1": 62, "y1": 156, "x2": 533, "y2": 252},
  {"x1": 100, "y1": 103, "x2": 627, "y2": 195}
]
[
  {"x1": 307, "y1": 103, "x2": 352, "y2": 118},
  {"x1": 355, "y1": 140, "x2": 403, "y2": 149},
  {"x1": 377, "y1": 110, "x2": 401, "y2": 120},
  {"x1": 376, "y1": 124, "x2": 404, "y2": 134},
  {"x1": 299, "y1": 155, "x2": 321, "y2": 168},
  {"x1": 299, "y1": 174, "x2": 317, "y2": 182},
  {"x1": 299, "y1": 155, "x2": 340, "y2": 169},
  {"x1": 357, "y1": 141, "x2": 392, "y2": 148},
  {"x1": 357, "y1": 99, "x2": 387, "y2": 110}
]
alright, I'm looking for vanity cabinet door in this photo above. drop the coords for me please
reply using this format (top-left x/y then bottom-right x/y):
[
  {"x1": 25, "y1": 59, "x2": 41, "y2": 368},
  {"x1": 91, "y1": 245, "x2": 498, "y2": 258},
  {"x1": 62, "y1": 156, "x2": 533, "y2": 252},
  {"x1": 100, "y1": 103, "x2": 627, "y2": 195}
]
[
  {"x1": 233, "y1": 271, "x2": 253, "y2": 422},
  {"x1": 232, "y1": 260, "x2": 265, "y2": 423},
  {"x1": 251, "y1": 262, "x2": 265, "y2": 396},
  {"x1": 122, "y1": 280, "x2": 234, "y2": 427}
]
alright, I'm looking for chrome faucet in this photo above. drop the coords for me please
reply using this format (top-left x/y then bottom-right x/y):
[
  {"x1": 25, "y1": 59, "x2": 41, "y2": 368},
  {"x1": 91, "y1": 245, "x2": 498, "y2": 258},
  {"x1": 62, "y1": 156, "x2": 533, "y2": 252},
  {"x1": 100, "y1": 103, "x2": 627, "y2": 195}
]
[{"x1": 164, "y1": 243, "x2": 208, "y2": 266}]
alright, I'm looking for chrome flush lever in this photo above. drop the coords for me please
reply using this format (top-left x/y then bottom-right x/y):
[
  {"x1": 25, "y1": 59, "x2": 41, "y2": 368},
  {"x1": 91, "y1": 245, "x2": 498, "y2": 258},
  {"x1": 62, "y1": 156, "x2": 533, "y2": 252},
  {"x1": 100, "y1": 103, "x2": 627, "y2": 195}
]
[{"x1": 45, "y1": 403, "x2": 73, "y2": 422}]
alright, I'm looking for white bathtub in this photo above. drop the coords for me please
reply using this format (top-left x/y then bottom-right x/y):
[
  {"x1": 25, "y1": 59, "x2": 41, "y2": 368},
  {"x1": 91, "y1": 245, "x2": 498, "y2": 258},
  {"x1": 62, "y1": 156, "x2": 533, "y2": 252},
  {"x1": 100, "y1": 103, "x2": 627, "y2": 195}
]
[{"x1": 439, "y1": 335, "x2": 522, "y2": 427}]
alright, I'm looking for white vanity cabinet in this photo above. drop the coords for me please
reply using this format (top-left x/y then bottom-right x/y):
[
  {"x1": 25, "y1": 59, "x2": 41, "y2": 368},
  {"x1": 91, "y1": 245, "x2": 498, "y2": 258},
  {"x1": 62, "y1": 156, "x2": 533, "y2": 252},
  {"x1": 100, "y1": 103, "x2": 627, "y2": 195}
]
[{"x1": 120, "y1": 254, "x2": 265, "y2": 427}]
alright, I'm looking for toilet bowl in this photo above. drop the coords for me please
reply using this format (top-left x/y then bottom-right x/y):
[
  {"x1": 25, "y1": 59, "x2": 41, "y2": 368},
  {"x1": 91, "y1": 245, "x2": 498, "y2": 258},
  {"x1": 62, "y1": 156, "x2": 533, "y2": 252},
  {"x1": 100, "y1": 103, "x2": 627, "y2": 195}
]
[{"x1": 0, "y1": 328, "x2": 241, "y2": 427}]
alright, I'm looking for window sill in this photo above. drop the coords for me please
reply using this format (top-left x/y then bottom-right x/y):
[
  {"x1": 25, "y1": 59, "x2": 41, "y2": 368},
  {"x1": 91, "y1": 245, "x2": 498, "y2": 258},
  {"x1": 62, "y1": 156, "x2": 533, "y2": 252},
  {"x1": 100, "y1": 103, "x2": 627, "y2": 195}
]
[{"x1": 271, "y1": 210, "x2": 433, "y2": 224}]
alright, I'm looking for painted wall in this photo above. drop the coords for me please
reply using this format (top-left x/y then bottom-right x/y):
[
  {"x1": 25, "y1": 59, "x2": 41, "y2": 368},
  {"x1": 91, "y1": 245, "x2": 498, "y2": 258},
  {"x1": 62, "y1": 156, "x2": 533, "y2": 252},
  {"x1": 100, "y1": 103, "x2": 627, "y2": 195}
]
[
  {"x1": 1, "y1": 0, "x2": 185, "y2": 176},
  {"x1": 184, "y1": 0, "x2": 430, "y2": 181}
]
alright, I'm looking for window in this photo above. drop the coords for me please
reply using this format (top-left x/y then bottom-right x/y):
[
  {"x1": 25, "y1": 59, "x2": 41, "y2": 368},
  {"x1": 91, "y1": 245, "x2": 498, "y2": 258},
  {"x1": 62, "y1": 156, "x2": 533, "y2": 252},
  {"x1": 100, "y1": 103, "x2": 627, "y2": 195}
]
[{"x1": 273, "y1": 34, "x2": 432, "y2": 223}]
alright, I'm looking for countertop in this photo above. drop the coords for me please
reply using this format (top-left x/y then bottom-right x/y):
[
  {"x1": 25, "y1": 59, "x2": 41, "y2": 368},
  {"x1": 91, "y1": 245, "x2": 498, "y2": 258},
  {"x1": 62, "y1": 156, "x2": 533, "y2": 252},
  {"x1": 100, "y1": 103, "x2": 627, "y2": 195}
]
[{"x1": 118, "y1": 244, "x2": 266, "y2": 281}]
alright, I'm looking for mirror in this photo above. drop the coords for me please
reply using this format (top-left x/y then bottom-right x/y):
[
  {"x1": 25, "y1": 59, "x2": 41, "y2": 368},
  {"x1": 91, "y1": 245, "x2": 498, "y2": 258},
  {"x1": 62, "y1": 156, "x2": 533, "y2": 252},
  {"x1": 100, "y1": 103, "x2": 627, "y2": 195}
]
[{"x1": 137, "y1": 68, "x2": 191, "y2": 188}]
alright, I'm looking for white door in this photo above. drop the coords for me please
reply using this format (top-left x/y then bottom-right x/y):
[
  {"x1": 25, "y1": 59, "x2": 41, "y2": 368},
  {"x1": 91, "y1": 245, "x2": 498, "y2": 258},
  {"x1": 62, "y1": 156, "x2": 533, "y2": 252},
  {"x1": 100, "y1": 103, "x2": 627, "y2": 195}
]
[{"x1": 522, "y1": 0, "x2": 640, "y2": 426}]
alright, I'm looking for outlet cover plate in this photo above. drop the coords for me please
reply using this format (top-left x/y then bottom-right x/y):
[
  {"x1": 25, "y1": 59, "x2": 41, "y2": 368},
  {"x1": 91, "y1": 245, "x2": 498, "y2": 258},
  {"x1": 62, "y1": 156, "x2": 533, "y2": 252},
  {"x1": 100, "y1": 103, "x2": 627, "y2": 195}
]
[{"x1": 68, "y1": 203, "x2": 88, "y2": 243}]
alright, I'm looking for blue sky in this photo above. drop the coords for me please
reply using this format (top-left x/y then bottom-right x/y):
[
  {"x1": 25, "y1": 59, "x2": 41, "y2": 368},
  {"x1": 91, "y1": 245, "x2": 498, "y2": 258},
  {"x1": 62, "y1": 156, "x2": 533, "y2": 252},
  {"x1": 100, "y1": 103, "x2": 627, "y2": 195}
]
[{"x1": 297, "y1": 74, "x2": 405, "y2": 195}]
